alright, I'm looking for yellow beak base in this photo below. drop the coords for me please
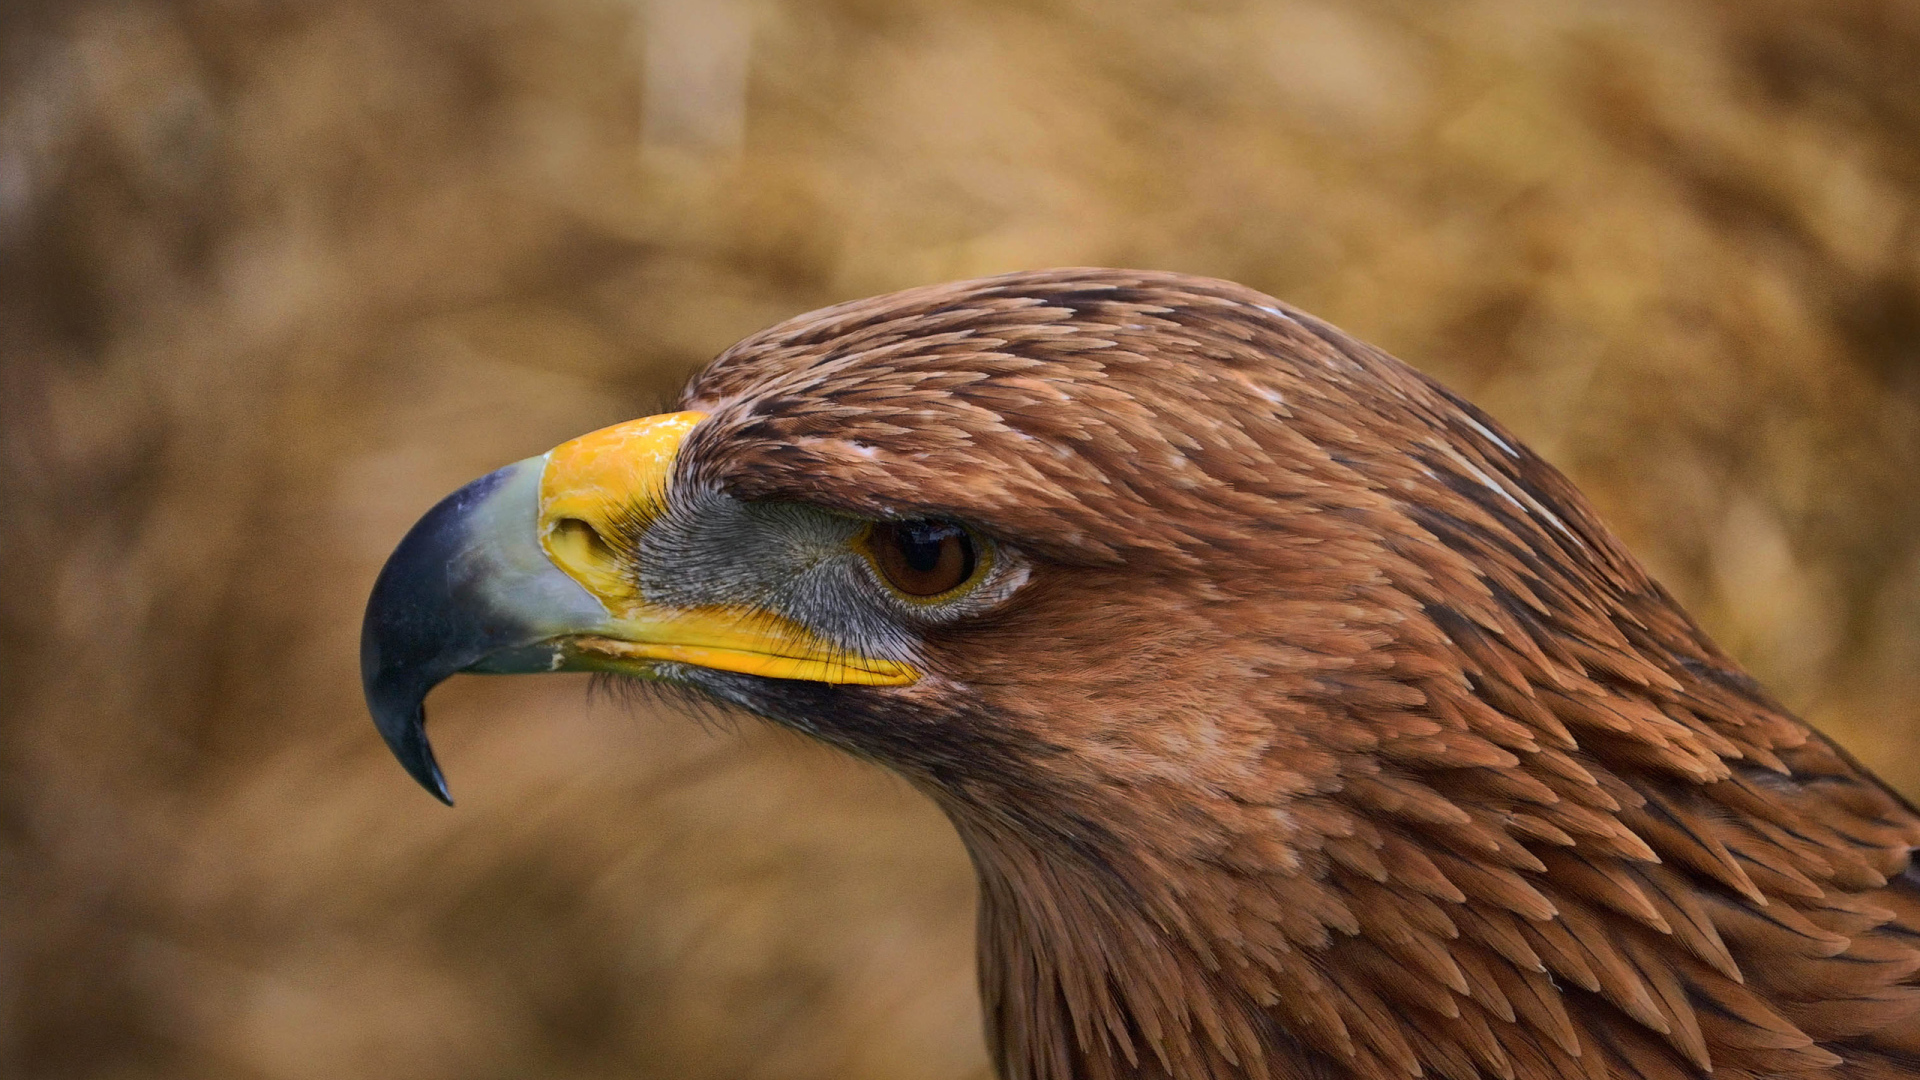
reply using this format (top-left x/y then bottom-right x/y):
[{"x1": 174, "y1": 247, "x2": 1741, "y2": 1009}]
[
  {"x1": 535, "y1": 411, "x2": 917, "y2": 687},
  {"x1": 567, "y1": 634, "x2": 916, "y2": 686}
]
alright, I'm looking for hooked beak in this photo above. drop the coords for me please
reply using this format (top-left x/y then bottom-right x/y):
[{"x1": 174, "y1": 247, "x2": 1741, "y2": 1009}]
[{"x1": 359, "y1": 411, "x2": 915, "y2": 804}]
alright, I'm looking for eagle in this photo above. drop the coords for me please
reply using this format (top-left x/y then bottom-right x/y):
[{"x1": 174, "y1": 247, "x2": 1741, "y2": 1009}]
[{"x1": 361, "y1": 268, "x2": 1920, "y2": 1080}]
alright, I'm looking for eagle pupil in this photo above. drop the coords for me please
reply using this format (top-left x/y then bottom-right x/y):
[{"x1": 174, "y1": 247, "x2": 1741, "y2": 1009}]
[
  {"x1": 869, "y1": 519, "x2": 975, "y2": 597},
  {"x1": 900, "y1": 523, "x2": 949, "y2": 572}
]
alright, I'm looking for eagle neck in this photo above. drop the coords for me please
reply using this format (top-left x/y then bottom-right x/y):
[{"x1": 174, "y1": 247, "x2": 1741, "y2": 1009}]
[{"x1": 948, "y1": 805, "x2": 1342, "y2": 1080}]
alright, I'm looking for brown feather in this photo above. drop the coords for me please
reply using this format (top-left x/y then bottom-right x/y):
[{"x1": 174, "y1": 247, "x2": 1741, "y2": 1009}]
[{"x1": 671, "y1": 269, "x2": 1920, "y2": 1080}]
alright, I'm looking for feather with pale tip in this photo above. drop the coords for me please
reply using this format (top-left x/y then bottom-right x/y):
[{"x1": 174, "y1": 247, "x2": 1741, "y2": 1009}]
[{"x1": 363, "y1": 268, "x2": 1920, "y2": 1080}]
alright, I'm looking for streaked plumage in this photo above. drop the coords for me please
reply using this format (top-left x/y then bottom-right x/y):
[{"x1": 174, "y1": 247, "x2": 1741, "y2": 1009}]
[{"x1": 362, "y1": 268, "x2": 1920, "y2": 1080}]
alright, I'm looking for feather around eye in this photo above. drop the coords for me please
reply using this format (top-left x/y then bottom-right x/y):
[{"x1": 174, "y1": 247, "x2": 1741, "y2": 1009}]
[{"x1": 861, "y1": 519, "x2": 981, "y2": 599}]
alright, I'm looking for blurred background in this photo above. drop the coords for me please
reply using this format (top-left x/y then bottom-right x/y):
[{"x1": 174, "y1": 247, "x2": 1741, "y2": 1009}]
[{"x1": 1, "y1": 0, "x2": 1916, "y2": 1076}]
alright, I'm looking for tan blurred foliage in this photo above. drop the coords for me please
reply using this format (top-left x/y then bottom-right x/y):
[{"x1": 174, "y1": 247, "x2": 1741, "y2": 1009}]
[{"x1": 1, "y1": 0, "x2": 1916, "y2": 1076}]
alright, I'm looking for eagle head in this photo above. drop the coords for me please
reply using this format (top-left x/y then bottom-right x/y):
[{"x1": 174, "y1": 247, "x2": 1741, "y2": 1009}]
[{"x1": 361, "y1": 269, "x2": 1920, "y2": 1080}]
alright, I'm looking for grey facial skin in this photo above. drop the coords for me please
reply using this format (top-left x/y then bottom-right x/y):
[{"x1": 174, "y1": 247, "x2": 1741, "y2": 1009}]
[
  {"x1": 642, "y1": 486, "x2": 1033, "y2": 663},
  {"x1": 641, "y1": 490, "x2": 924, "y2": 664}
]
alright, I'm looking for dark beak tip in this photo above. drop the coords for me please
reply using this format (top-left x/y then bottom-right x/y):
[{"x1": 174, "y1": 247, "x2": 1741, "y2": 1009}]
[
  {"x1": 361, "y1": 459, "x2": 569, "y2": 809},
  {"x1": 366, "y1": 688, "x2": 457, "y2": 806},
  {"x1": 397, "y1": 722, "x2": 453, "y2": 799},
  {"x1": 413, "y1": 747, "x2": 456, "y2": 807},
  {"x1": 358, "y1": 468, "x2": 517, "y2": 809}
]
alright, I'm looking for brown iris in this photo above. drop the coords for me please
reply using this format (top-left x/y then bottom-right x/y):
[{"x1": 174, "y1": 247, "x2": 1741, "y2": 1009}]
[{"x1": 863, "y1": 519, "x2": 978, "y2": 598}]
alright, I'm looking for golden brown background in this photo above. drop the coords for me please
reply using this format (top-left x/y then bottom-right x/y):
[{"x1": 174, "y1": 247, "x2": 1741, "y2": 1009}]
[{"x1": 2, "y1": 0, "x2": 1916, "y2": 1076}]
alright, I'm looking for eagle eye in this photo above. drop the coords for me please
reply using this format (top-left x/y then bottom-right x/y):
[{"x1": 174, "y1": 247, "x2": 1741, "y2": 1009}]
[{"x1": 861, "y1": 519, "x2": 980, "y2": 599}]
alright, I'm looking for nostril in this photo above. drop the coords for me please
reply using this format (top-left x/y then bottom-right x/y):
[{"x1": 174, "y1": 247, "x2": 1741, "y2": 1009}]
[{"x1": 553, "y1": 517, "x2": 616, "y2": 565}]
